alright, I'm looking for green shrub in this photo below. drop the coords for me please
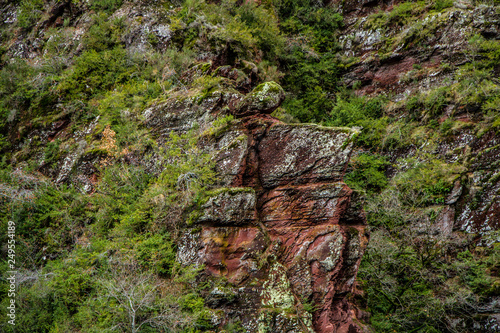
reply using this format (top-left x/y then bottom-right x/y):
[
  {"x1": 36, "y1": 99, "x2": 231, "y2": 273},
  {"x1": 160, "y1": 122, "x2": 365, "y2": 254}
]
[
  {"x1": 44, "y1": 139, "x2": 61, "y2": 168},
  {"x1": 365, "y1": 1, "x2": 426, "y2": 30},
  {"x1": 135, "y1": 234, "x2": 177, "y2": 277},
  {"x1": 273, "y1": 0, "x2": 342, "y2": 51},
  {"x1": 58, "y1": 47, "x2": 134, "y2": 99},
  {"x1": 358, "y1": 227, "x2": 468, "y2": 332},
  {"x1": 96, "y1": 81, "x2": 162, "y2": 150},
  {"x1": 440, "y1": 118, "x2": 454, "y2": 135},
  {"x1": 0, "y1": 58, "x2": 60, "y2": 122},
  {"x1": 328, "y1": 93, "x2": 385, "y2": 127},
  {"x1": 394, "y1": 159, "x2": 462, "y2": 206},
  {"x1": 432, "y1": 0, "x2": 454, "y2": 11},
  {"x1": 180, "y1": 293, "x2": 205, "y2": 313},
  {"x1": 84, "y1": 14, "x2": 125, "y2": 52},
  {"x1": 203, "y1": 114, "x2": 234, "y2": 137},
  {"x1": 345, "y1": 154, "x2": 389, "y2": 194},
  {"x1": 237, "y1": 3, "x2": 285, "y2": 60},
  {"x1": 90, "y1": 0, "x2": 123, "y2": 13},
  {"x1": 91, "y1": 164, "x2": 151, "y2": 234},
  {"x1": 281, "y1": 51, "x2": 340, "y2": 122},
  {"x1": 17, "y1": 0, "x2": 44, "y2": 29}
]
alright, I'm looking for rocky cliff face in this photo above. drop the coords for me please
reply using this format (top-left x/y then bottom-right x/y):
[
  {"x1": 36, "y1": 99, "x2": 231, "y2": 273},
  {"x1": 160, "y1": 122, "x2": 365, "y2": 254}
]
[
  {"x1": 336, "y1": 0, "x2": 500, "y2": 239},
  {"x1": 1, "y1": 0, "x2": 498, "y2": 332},
  {"x1": 334, "y1": 1, "x2": 500, "y2": 331},
  {"x1": 162, "y1": 86, "x2": 369, "y2": 332}
]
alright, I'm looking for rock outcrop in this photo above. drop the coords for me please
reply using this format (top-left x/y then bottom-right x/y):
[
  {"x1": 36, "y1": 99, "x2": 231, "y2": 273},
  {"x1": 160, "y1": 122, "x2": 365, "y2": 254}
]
[
  {"x1": 177, "y1": 109, "x2": 368, "y2": 332},
  {"x1": 335, "y1": 0, "x2": 500, "y2": 240}
]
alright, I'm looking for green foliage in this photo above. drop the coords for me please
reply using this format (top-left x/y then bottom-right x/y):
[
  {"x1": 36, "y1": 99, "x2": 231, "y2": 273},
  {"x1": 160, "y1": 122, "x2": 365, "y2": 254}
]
[
  {"x1": 273, "y1": 0, "x2": 343, "y2": 51},
  {"x1": 3, "y1": 1, "x2": 499, "y2": 333},
  {"x1": 17, "y1": 0, "x2": 44, "y2": 29},
  {"x1": 405, "y1": 86, "x2": 453, "y2": 119},
  {"x1": 211, "y1": 14, "x2": 257, "y2": 58},
  {"x1": 236, "y1": 3, "x2": 285, "y2": 59},
  {"x1": 89, "y1": 0, "x2": 123, "y2": 13},
  {"x1": 223, "y1": 319, "x2": 247, "y2": 332},
  {"x1": 203, "y1": 114, "x2": 234, "y2": 137},
  {"x1": 365, "y1": 1, "x2": 426, "y2": 30},
  {"x1": 59, "y1": 47, "x2": 135, "y2": 99},
  {"x1": 345, "y1": 154, "x2": 389, "y2": 194},
  {"x1": 432, "y1": 0, "x2": 454, "y2": 11},
  {"x1": 356, "y1": 117, "x2": 394, "y2": 149},
  {"x1": 43, "y1": 27, "x2": 76, "y2": 58},
  {"x1": 195, "y1": 76, "x2": 225, "y2": 100},
  {"x1": 96, "y1": 81, "x2": 162, "y2": 150},
  {"x1": 164, "y1": 46, "x2": 197, "y2": 76},
  {"x1": 84, "y1": 14, "x2": 126, "y2": 52},
  {"x1": 440, "y1": 118, "x2": 454, "y2": 135},
  {"x1": 91, "y1": 164, "x2": 151, "y2": 234},
  {"x1": 0, "y1": 58, "x2": 61, "y2": 126},
  {"x1": 281, "y1": 51, "x2": 340, "y2": 122},
  {"x1": 394, "y1": 159, "x2": 461, "y2": 206},
  {"x1": 180, "y1": 293, "x2": 205, "y2": 313},
  {"x1": 359, "y1": 229, "x2": 500, "y2": 332},
  {"x1": 0, "y1": 171, "x2": 91, "y2": 267},
  {"x1": 469, "y1": 34, "x2": 500, "y2": 68},
  {"x1": 135, "y1": 234, "x2": 177, "y2": 277},
  {"x1": 328, "y1": 93, "x2": 385, "y2": 127},
  {"x1": 399, "y1": 35, "x2": 500, "y2": 122},
  {"x1": 454, "y1": 248, "x2": 500, "y2": 295},
  {"x1": 44, "y1": 139, "x2": 61, "y2": 168},
  {"x1": 0, "y1": 241, "x2": 109, "y2": 332},
  {"x1": 174, "y1": 0, "x2": 285, "y2": 63}
]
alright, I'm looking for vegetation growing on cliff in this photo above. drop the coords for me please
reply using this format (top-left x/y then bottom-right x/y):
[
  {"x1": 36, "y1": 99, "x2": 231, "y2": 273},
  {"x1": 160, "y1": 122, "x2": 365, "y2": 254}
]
[{"x1": 0, "y1": 0, "x2": 499, "y2": 332}]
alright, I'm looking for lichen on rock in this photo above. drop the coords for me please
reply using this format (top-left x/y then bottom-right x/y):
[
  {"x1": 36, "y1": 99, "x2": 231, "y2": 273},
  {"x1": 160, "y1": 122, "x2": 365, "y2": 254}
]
[
  {"x1": 181, "y1": 114, "x2": 368, "y2": 332},
  {"x1": 234, "y1": 81, "x2": 285, "y2": 117}
]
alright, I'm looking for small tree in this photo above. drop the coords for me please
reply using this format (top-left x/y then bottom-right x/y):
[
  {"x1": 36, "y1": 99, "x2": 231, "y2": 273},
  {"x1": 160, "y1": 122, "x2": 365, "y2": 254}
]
[{"x1": 98, "y1": 259, "x2": 191, "y2": 333}]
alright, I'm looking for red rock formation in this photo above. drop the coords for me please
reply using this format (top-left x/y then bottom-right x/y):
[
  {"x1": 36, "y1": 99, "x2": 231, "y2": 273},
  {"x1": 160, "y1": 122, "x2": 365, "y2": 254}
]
[{"x1": 178, "y1": 115, "x2": 368, "y2": 332}]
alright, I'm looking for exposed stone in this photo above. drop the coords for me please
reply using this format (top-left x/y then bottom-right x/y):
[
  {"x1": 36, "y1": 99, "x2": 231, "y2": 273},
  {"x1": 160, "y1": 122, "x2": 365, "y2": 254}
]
[
  {"x1": 259, "y1": 183, "x2": 351, "y2": 228},
  {"x1": 197, "y1": 188, "x2": 257, "y2": 226},
  {"x1": 213, "y1": 131, "x2": 248, "y2": 187},
  {"x1": 143, "y1": 94, "x2": 213, "y2": 135},
  {"x1": 177, "y1": 115, "x2": 368, "y2": 332},
  {"x1": 206, "y1": 286, "x2": 238, "y2": 307},
  {"x1": 259, "y1": 125, "x2": 358, "y2": 188},
  {"x1": 234, "y1": 81, "x2": 285, "y2": 117}
]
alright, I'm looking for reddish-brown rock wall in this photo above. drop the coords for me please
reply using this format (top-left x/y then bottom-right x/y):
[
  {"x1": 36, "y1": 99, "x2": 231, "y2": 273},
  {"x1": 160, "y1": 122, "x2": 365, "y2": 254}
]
[{"x1": 178, "y1": 116, "x2": 368, "y2": 332}]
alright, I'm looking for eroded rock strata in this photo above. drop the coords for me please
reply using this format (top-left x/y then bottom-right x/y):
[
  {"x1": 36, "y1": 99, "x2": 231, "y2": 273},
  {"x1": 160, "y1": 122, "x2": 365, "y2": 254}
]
[{"x1": 178, "y1": 114, "x2": 368, "y2": 332}]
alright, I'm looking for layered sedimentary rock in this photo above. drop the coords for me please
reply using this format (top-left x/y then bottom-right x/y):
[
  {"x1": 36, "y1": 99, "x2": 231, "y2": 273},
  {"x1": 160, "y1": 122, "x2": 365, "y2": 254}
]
[{"x1": 178, "y1": 113, "x2": 368, "y2": 332}]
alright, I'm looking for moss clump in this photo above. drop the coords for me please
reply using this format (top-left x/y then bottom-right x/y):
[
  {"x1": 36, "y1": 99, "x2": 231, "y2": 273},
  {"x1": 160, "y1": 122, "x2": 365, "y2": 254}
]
[
  {"x1": 236, "y1": 81, "x2": 285, "y2": 116},
  {"x1": 345, "y1": 153, "x2": 390, "y2": 194},
  {"x1": 202, "y1": 115, "x2": 235, "y2": 138}
]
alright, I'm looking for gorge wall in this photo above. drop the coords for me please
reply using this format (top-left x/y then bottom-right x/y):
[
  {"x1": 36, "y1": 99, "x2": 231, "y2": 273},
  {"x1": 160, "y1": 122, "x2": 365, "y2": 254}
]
[
  {"x1": 1, "y1": 0, "x2": 499, "y2": 332},
  {"x1": 177, "y1": 116, "x2": 367, "y2": 332},
  {"x1": 151, "y1": 83, "x2": 370, "y2": 332}
]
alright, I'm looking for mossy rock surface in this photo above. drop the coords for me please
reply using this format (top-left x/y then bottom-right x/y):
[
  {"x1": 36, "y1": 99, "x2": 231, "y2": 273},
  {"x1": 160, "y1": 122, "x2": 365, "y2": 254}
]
[{"x1": 234, "y1": 81, "x2": 285, "y2": 117}]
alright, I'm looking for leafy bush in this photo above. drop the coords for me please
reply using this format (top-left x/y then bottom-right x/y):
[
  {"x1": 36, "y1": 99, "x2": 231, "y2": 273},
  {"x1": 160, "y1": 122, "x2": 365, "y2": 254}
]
[
  {"x1": 84, "y1": 14, "x2": 125, "y2": 52},
  {"x1": 91, "y1": 164, "x2": 151, "y2": 234},
  {"x1": 345, "y1": 154, "x2": 389, "y2": 194},
  {"x1": 365, "y1": 1, "x2": 426, "y2": 30},
  {"x1": 394, "y1": 159, "x2": 462, "y2": 206},
  {"x1": 135, "y1": 234, "x2": 177, "y2": 277},
  {"x1": 327, "y1": 93, "x2": 385, "y2": 127},
  {"x1": 360, "y1": 228, "x2": 500, "y2": 333},
  {"x1": 432, "y1": 0, "x2": 454, "y2": 11},
  {"x1": 90, "y1": 0, "x2": 123, "y2": 13},
  {"x1": 281, "y1": 51, "x2": 339, "y2": 122},
  {"x1": 17, "y1": 0, "x2": 44, "y2": 29},
  {"x1": 58, "y1": 47, "x2": 135, "y2": 99},
  {"x1": 273, "y1": 0, "x2": 342, "y2": 51},
  {"x1": 44, "y1": 139, "x2": 61, "y2": 168}
]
